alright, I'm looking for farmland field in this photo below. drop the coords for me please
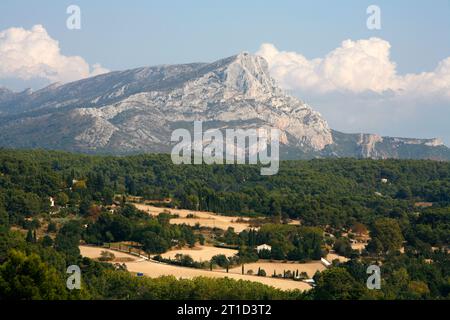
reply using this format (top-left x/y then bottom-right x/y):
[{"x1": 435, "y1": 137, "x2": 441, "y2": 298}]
[
  {"x1": 80, "y1": 246, "x2": 312, "y2": 291},
  {"x1": 228, "y1": 261, "x2": 326, "y2": 278},
  {"x1": 133, "y1": 203, "x2": 253, "y2": 232},
  {"x1": 161, "y1": 245, "x2": 238, "y2": 262}
]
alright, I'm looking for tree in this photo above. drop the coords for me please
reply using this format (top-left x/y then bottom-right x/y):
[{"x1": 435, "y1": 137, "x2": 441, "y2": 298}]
[
  {"x1": 407, "y1": 281, "x2": 430, "y2": 299},
  {"x1": 368, "y1": 218, "x2": 404, "y2": 254},
  {"x1": 0, "y1": 250, "x2": 67, "y2": 299},
  {"x1": 56, "y1": 192, "x2": 69, "y2": 206},
  {"x1": 41, "y1": 235, "x2": 54, "y2": 248},
  {"x1": 47, "y1": 221, "x2": 57, "y2": 233},
  {"x1": 26, "y1": 229, "x2": 35, "y2": 243},
  {"x1": 99, "y1": 250, "x2": 115, "y2": 262},
  {"x1": 211, "y1": 255, "x2": 230, "y2": 268},
  {"x1": 79, "y1": 199, "x2": 92, "y2": 216},
  {"x1": 351, "y1": 222, "x2": 368, "y2": 236},
  {"x1": 270, "y1": 243, "x2": 285, "y2": 260},
  {"x1": 0, "y1": 206, "x2": 9, "y2": 229},
  {"x1": 140, "y1": 231, "x2": 169, "y2": 254},
  {"x1": 333, "y1": 238, "x2": 353, "y2": 257},
  {"x1": 54, "y1": 221, "x2": 82, "y2": 264},
  {"x1": 313, "y1": 268, "x2": 366, "y2": 300},
  {"x1": 109, "y1": 215, "x2": 133, "y2": 241}
]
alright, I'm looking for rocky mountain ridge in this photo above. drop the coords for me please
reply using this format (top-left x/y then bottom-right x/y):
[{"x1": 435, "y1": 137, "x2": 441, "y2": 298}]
[{"x1": 0, "y1": 53, "x2": 448, "y2": 160}]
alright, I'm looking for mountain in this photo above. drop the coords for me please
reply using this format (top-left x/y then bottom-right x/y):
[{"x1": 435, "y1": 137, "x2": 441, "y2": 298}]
[{"x1": 0, "y1": 52, "x2": 449, "y2": 160}]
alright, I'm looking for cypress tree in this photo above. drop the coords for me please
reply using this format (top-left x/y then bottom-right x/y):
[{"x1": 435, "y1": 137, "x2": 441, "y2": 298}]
[{"x1": 26, "y1": 229, "x2": 34, "y2": 243}]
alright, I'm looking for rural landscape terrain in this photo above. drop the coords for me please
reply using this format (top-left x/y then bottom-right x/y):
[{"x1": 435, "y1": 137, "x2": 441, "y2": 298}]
[
  {"x1": 0, "y1": 52, "x2": 448, "y2": 300},
  {"x1": 0, "y1": 1, "x2": 449, "y2": 304}
]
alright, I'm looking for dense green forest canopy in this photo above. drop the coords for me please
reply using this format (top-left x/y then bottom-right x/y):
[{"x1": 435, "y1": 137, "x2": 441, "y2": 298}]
[{"x1": 1, "y1": 148, "x2": 449, "y2": 223}]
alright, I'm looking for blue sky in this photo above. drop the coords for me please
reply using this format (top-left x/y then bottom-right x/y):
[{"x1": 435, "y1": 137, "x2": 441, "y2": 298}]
[
  {"x1": 0, "y1": 0, "x2": 449, "y2": 143},
  {"x1": 1, "y1": 0, "x2": 449, "y2": 72}
]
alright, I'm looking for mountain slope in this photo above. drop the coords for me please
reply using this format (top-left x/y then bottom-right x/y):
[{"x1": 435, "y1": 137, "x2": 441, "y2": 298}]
[{"x1": 0, "y1": 53, "x2": 448, "y2": 160}]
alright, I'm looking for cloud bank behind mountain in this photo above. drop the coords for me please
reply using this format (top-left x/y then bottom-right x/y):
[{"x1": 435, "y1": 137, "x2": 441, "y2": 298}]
[
  {"x1": 257, "y1": 39, "x2": 450, "y2": 144},
  {"x1": 0, "y1": 25, "x2": 108, "y2": 89}
]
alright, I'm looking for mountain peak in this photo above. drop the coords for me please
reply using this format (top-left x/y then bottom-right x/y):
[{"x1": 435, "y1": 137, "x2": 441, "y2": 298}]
[
  {"x1": 210, "y1": 52, "x2": 276, "y2": 97},
  {"x1": 0, "y1": 52, "x2": 447, "y2": 160}
]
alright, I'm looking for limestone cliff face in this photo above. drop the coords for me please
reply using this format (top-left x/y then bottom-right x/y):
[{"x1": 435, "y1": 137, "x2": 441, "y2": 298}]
[
  {"x1": 0, "y1": 53, "x2": 333, "y2": 153},
  {"x1": 357, "y1": 134, "x2": 384, "y2": 158}
]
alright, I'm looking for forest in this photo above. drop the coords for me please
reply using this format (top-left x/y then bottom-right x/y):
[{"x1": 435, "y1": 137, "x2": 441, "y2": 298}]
[{"x1": 0, "y1": 149, "x2": 449, "y2": 300}]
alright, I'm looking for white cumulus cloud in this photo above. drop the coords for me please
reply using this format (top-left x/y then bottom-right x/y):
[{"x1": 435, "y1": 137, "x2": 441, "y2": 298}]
[
  {"x1": 0, "y1": 25, "x2": 108, "y2": 85},
  {"x1": 257, "y1": 38, "x2": 450, "y2": 99}
]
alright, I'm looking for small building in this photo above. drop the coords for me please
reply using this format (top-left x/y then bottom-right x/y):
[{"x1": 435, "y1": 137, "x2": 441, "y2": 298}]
[
  {"x1": 381, "y1": 178, "x2": 388, "y2": 184},
  {"x1": 49, "y1": 197, "x2": 55, "y2": 207},
  {"x1": 321, "y1": 257, "x2": 332, "y2": 268},
  {"x1": 256, "y1": 244, "x2": 272, "y2": 252}
]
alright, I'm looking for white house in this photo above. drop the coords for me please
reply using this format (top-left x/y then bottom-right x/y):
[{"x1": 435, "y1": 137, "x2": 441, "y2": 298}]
[
  {"x1": 49, "y1": 197, "x2": 55, "y2": 207},
  {"x1": 303, "y1": 279, "x2": 316, "y2": 285},
  {"x1": 381, "y1": 178, "x2": 388, "y2": 184},
  {"x1": 256, "y1": 244, "x2": 272, "y2": 252},
  {"x1": 321, "y1": 257, "x2": 332, "y2": 268}
]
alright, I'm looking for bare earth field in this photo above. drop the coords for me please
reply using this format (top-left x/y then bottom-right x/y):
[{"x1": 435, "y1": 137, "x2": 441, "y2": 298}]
[
  {"x1": 80, "y1": 246, "x2": 312, "y2": 291},
  {"x1": 228, "y1": 261, "x2": 326, "y2": 278},
  {"x1": 161, "y1": 246, "x2": 238, "y2": 262},
  {"x1": 326, "y1": 253, "x2": 349, "y2": 263},
  {"x1": 133, "y1": 203, "x2": 252, "y2": 232}
]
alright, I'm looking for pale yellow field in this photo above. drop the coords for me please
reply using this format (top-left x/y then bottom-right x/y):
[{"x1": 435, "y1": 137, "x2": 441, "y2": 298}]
[
  {"x1": 351, "y1": 242, "x2": 367, "y2": 252},
  {"x1": 133, "y1": 204, "x2": 252, "y2": 232},
  {"x1": 79, "y1": 245, "x2": 141, "y2": 262},
  {"x1": 228, "y1": 261, "x2": 326, "y2": 278},
  {"x1": 80, "y1": 246, "x2": 312, "y2": 291},
  {"x1": 326, "y1": 253, "x2": 349, "y2": 263},
  {"x1": 161, "y1": 246, "x2": 238, "y2": 262}
]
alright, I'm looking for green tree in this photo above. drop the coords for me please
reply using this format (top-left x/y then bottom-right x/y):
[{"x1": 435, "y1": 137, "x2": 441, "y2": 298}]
[
  {"x1": 41, "y1": 235, "x2": 54, "y2": 248},
  {"x1": 369, "y1": 218, "x2": 404, "y2": 254},
  {"x1": 26, "y1": 229, "x2": 35, "y2": 243},
  {"x1": 333, "y1": 237, "x2": 353, "y2": 257},
  {"x1": 0, "y1": 250, "x2": 67, "y2": 300},
  {"x1": 54, "y1": 221, "x2": 82, "y2": 264},
  {"x1": 140, "y1": 231, "x2": 169, "y2": 254},
  {"x1": 47, "y1": 221, "x2": 57, "y2": 233},
  {"x1": 56, "y1": 192, "x2": 69, "y2": 206},
  {"x1": 0, "y1": 206, "x2": 9, "y2": 229},
  {"x1": 211, "y1": 255, "x2": 230, "y2": 268},
  {"x1": 313, "y1": 268, "x2": 366, "y2": 300}
]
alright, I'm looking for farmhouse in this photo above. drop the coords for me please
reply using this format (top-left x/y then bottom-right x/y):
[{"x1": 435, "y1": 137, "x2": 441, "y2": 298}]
[{"x1": 256, "y1": 244, "x2": 272, "y2": 252}]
